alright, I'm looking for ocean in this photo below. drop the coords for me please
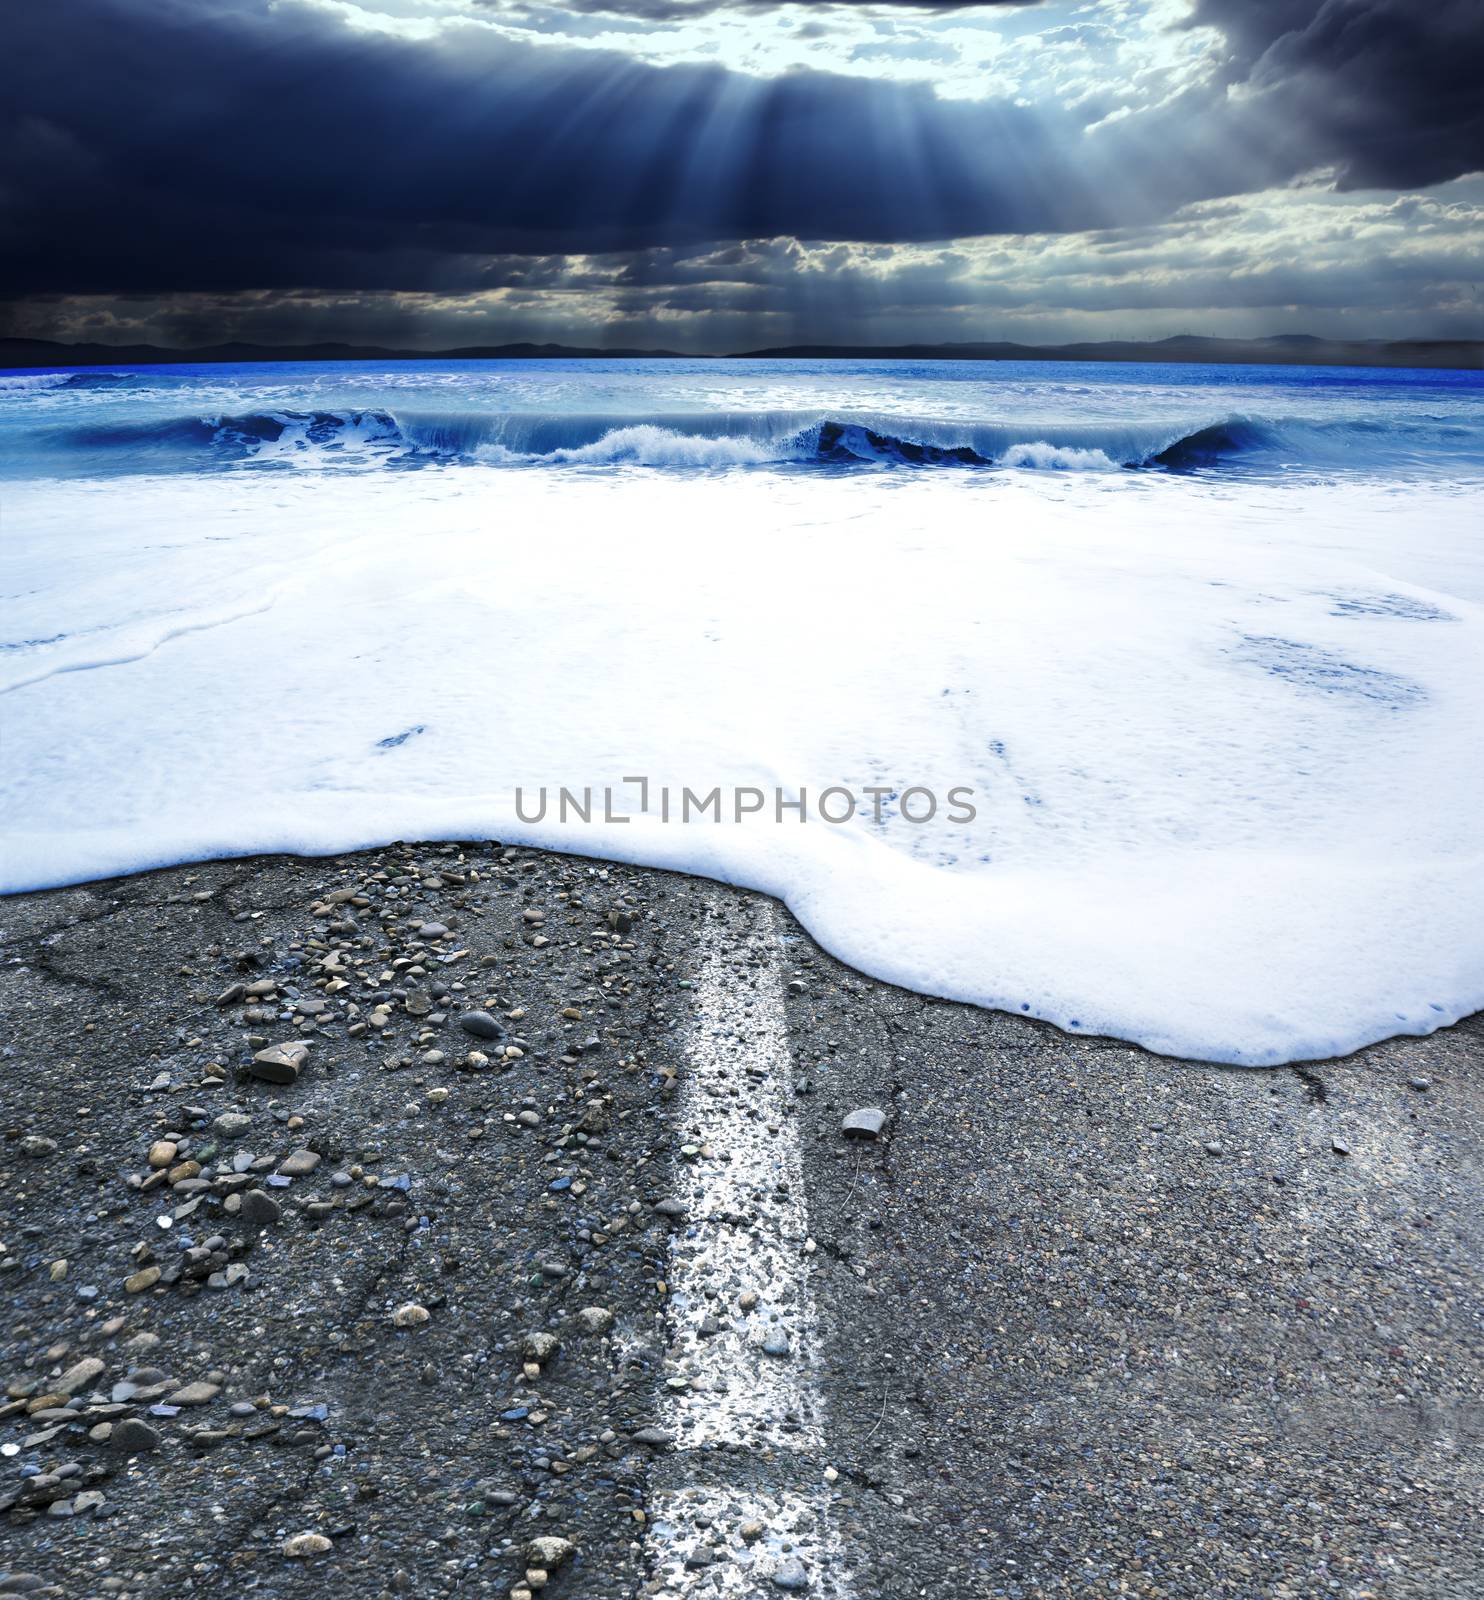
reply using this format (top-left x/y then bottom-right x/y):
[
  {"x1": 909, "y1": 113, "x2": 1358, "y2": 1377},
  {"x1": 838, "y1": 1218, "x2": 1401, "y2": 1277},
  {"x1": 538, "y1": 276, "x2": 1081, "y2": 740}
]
[{"x1": 2, "y1": 356, "x2": 1481, "y2": 1065}]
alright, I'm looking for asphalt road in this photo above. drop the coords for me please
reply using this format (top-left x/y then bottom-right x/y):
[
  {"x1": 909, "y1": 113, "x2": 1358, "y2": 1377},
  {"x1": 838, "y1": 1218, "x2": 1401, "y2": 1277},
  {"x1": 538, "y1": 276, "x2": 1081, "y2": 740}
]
[{"x1": 1, "y1": 842, "x2": 1480, "y2": 1599}]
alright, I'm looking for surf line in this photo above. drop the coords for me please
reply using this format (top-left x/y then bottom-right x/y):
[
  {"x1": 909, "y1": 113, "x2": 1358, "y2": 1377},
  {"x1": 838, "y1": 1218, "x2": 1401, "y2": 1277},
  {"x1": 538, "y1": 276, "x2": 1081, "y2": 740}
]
[{"x1": 642, "y1": 896, "x2": 849, "y2": 1597}]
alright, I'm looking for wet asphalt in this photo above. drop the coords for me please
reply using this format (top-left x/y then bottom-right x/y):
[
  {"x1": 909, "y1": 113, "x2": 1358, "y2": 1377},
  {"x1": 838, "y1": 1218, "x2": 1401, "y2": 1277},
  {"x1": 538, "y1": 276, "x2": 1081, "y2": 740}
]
[{"x1": 0, "y1": 842, "x2": 1479, "y2": 1599}]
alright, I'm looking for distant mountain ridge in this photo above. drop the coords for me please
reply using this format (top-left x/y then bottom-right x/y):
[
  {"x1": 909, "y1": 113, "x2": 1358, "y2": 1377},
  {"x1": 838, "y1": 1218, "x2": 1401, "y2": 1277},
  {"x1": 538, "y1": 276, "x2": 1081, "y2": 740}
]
[
  {"x1": 732, "y1": 334, "x2": 1483, "y2": 370},
  {"x1": 0, "y1": 338, "x2": 686, "y2": 368},
  {"x1": 1, "y1": 333, "x2": 1479, "y2": 370}
]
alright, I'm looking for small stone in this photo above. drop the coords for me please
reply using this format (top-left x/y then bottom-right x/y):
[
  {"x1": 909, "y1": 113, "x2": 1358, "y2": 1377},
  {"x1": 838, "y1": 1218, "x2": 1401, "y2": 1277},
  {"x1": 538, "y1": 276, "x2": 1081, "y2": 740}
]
[
  {"x1": 277, "y1": 1148, "x2": 321, "y2": 1177},
  {"x1": 213, "y1": 1112, "x2": 252, "y2": 1139},
  {"x1": 1332, "y1": 1137, "x2": 1351, "y2": 1156},
  {"x1": 653, "y1": 1197, "x2": 687, "y2": 1219},
  {"x1": 392, "y1": 1302, "x2": 431, "y2": 1328},
  {"x1": 522, "y1": 1332, "x2": 560, "y2": 1366},
  {"x1": 240, "y1": 1189, "x2": 282, "y2": 1226},
  {"x1": 111, "y1": 1418, "x2": 160, "y2": 1454},
  {"x1": 166, "y1": 1381, "x2": 220, "y2": 1406},
  {"x1": 740, "y1": 1519, "x2": 765, "y2": 1543},
  {"x1": 56, "y1": 1357, "x2": 105, "y2": 1396},
  {"x1": 147, "y1": 1140, "x2": 178, "y2": 1169},
  {"x1": 20, "y1": 1135, "x2": 58, "y2": 1158},
  {"x1": 762, "y1": 1331, "x2": 791, "y2": 1358},
  {"x1": 459, "y1": 1011, "x2": 504, "y2": 1041},
  {"x1": 524, "y1": 1537, "x2": 575, "y2": 1571},
  {"x1": 1203, "y1": 1140, "x2": 1225, "y2": 1156},
  {"x1": 574, "y1": 1306, "x2": 614, "y2": 1335},
  {"x1": 772, "y1": 1557, "x2": 810, "y2": 1591},
  {"x1": 282, "y1": 1532, "x2": 333, "y2": 1558},
  {"x1": 125, "y1": 1267, "x2": 161, "y2": 1294},
  {"x1": 249, "y1": 1042, "x2": 309, "y2": 1085},
  {"x1": 841, "y1": 1107, "x2": 886, "y2": 1140},
  {"x1": 630, "y1": 1427, "x2": 673, "y2": 1448},
  {"x1": 1409, "y1": 1076, "x2": 1432, "y2": 1091}
]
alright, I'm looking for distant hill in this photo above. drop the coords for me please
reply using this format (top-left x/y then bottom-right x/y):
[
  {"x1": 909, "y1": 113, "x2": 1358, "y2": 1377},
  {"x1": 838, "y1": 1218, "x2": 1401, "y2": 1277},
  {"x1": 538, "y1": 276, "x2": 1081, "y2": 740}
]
[
  {"x1": 0, "y1": 337, "x2": 687, "y2": 368},
  {"x1": 1, "y1": 332, "x2": 1479, "y2": 371},
  {"x1": 731, "y1": 334, "x2": 1483, "y2": 370}
]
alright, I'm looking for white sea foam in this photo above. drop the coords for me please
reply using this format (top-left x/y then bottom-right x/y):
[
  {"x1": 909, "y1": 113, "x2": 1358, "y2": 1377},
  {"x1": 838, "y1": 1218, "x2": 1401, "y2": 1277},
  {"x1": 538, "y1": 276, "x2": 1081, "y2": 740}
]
[
  {"x1": 545, "y1": 422, "x2": 792, "y2": 467},
  {"x1": 2, "y1": 464, "x2": 1481, "y2": 1064},
  {"x1": 1000, "y1": 440, "x2": 1121, "y2": 471}
]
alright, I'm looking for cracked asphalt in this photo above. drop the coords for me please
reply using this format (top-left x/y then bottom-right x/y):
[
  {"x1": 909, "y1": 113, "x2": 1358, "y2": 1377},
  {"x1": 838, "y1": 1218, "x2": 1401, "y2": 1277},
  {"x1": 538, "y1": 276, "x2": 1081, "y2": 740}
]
[{"x1": 1, "y1": 842, "x2": 1480, "y2": 1599}]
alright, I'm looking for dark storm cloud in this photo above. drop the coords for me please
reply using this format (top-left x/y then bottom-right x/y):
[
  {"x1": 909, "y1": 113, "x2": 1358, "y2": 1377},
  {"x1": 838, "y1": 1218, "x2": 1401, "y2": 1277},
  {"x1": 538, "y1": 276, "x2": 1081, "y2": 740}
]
[
  {"x1": 1190, "y1": 0, "x2": 1484, "y2": 191},
  {"x1": 0, "y1": 0, "x2": 1170, "y2": 298},
  {"x1": 534, "y1": 0, "x2": 1024, "y2": 14},
  {"x1": 1, "y1": 0, "x2": 1479, "y2": 315}
]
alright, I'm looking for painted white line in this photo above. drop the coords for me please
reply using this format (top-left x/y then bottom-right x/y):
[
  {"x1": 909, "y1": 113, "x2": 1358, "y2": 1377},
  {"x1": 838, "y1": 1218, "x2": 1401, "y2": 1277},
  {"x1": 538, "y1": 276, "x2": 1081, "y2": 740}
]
[
  {"x1": 663, "y1": 897, "x2": 820, "y2": 1450},
  {"x1": 642, "y1": 895, "x2": 850, "y2": 1598},
  {"x1": 646, "y1": 1487, "x2": 843, "y2": 1598}
]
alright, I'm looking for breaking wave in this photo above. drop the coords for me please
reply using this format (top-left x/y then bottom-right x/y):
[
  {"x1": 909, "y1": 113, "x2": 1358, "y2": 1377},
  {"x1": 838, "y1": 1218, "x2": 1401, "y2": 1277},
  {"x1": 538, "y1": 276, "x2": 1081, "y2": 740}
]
[{"x1": 21, "y1": 407, "x2": 1482, "y2": 477}]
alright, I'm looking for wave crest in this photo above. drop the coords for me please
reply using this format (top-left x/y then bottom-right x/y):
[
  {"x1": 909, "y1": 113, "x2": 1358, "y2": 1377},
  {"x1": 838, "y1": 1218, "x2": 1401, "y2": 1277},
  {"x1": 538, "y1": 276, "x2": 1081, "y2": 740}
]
[{"x1": 28, "y1": 407, "x2": 1379, "y2": 475}]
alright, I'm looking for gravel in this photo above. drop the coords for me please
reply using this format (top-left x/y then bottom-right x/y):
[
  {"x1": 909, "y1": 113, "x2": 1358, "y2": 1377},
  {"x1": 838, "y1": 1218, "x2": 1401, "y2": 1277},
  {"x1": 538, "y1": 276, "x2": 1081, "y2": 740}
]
[{"x1": 1, "y1": 841, "x2": 1479, "y2": 1598}]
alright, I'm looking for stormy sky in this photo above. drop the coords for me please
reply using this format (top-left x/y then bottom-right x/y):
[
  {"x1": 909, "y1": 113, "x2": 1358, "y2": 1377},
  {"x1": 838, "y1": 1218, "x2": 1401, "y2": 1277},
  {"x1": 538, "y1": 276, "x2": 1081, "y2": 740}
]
[{"x1": 2, "y1": 0, "x2": 1481, "y2": 349}]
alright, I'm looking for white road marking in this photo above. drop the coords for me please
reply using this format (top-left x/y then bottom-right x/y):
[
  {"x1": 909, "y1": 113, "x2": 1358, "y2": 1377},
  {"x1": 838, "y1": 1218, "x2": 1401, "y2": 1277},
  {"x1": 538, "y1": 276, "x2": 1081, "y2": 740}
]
[
  {"x1": 665, "y1": 899, "x2": 819, "y2": 1449},
  {"x1": 646, "y1": 1486, "x2": 842, "y2": 1599},
  {"x1": 642, "y1": 895, "x2": 850, "y2": 1598}
]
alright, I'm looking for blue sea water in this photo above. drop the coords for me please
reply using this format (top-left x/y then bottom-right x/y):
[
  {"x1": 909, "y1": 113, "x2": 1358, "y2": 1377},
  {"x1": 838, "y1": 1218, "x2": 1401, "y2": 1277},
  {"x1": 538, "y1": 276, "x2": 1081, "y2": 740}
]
[
  {"x1": 2, "y1": 356, "x2": 1482, "y2": 1065},
  {"x1": 2, "y1": 356, "x2": 1482, "y2": 479}
]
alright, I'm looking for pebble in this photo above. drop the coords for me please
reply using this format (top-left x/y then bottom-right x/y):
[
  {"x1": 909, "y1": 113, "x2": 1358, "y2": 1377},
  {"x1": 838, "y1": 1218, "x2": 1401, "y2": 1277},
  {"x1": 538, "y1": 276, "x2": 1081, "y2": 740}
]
[
  {"x1": 166, "y1": 1381, "x2": 220, "y2": 1406},
  {"x1": 524, "y1": 1537, "x2": 575, "y2": 1571},
  {"x1": 249, "y1": 1041, "x2": 309, "y2": 1085},
  {"x1": 1409, "y1": 1076, "x2": 1432, "y2": 1091},
  {"x1": 459, "y1": 1011, "x2": 504, "y2": 1040},
  {"x1": 574, "y1": 1306, "x2": 614, "y2": 1335},
  {"x1": 522, "y1": 1332, "x2": 560, "y2": 1366},
  {"x1": 841, "y1": 1107, "x2": 887, "y2": 1140},
  {"x1": 771, "y1": 1557, "x2": 810, "y2": 1590},
  {"x1": 277, "y1": 1148, "x2": 321, "y2": 1177},
  {"x1": 282, "y1": 1532, "x2": 333, "y2": 1557},
  {"x1": 111, "y1": 1418, "x2": 160, "y2": 1454},
  {"x1": 56, "y1": 1357, "x2": 104, "y2": 1396},
  {"x1": 392, "y1": 1302, "x2": 431, "y2": 1328},
  {"x1": 240, "y1": 1189, "x2": 282, "y2": 1226},
  {"x1": 213, "y1": 1112, "x2": 252, "y2": 1139}
]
